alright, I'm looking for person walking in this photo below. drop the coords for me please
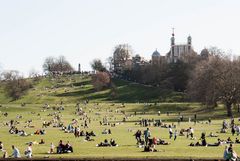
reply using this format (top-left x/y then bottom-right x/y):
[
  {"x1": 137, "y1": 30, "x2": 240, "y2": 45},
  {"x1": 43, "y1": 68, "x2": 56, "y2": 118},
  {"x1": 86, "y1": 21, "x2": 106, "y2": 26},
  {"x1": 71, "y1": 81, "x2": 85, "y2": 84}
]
[{"x1": 169, "y1": 127, "x2": 173, "y2": 139}]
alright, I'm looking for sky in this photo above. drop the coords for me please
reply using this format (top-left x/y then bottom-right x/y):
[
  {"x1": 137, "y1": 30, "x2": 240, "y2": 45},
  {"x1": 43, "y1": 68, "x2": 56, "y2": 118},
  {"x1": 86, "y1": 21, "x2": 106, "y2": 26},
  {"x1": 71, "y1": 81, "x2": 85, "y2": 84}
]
[{"x1": 0, "y1": 0, "x2": 240, "y2": 76}]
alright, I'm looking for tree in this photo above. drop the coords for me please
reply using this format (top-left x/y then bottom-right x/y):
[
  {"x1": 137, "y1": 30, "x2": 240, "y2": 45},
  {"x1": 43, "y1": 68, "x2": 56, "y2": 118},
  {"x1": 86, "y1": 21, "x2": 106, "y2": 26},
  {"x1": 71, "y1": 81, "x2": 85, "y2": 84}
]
[
  {"x1": 42, "y1": 56, "x2": 55, "y2": 74},
  {"x1": 91, "y1": 59, "x2": 106, "y2": 72},
  {"x1": 1, "y1": 70, "x2": 32, "y2": 100},
  {"x1": 187, "y1": 48, "x2": 240, "y2": 117},
  {"x1": 42, "y1": 56, "x2": 73, "y2": 74},
  {"x1": 56, "y1": 55, "x2": 74, "y2": 73},
  {"x1": 29, "y1": 69, "x2": 41, "y2": 81},
  {"x1": 92, "y1": 72, "x2": 110, "y2": 91},
  {"x1": 106, "y1": 56, "x2": 114, "y2": 72},
  {"x1": 113, "y1": 44, "x2": 132, "y2": 74},
  {"x1": 187, "y1": 57, "x2": 221, "y2": 107}
]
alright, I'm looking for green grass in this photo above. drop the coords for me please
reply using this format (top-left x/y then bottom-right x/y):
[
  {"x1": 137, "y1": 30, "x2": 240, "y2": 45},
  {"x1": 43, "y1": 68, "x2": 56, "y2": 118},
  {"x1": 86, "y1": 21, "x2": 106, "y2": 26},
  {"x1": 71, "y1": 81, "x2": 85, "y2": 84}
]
[
  {"x1": 0, "y1": 75, "x2": 238, "y2": 159},
  {"x1": 0, "y1": 102, "x2": 239, "y2": 159},
  {"x1": 0, "y1": 75, "x2": 184, "y2": 104}
]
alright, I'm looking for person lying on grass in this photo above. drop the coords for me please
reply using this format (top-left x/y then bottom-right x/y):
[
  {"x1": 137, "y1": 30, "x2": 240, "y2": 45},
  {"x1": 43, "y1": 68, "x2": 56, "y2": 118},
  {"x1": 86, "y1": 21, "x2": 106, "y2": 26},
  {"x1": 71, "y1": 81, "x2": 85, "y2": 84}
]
[
  {"x1": 156, "y1": 138, "x2": 171, "y2": 145},
  {"x1": 208, "y1": 132, "x2": 218, "y2": 137},
  {"x1": 207, "y1": 138, "x2": 223, "y2": 146},
  {"x1": 34, "y1": 129, "x2": 46, "y2": 135}
]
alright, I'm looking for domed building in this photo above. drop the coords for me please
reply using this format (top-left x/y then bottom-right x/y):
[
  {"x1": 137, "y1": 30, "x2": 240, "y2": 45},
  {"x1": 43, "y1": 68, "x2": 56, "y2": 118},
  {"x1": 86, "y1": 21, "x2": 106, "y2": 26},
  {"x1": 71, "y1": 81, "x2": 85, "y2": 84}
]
[
  {"x1": 152, "y1": 49, "x2": 161, "y2": 65},
  {"x1": 132, "y1": 54, "x2": 141, "y2": 67},
  {"x1": 200, "y1": 48, "x2": 209, "y2": 60},
  {"x1": 166, "y1": 30, "x2": 196, "y2": 63}
]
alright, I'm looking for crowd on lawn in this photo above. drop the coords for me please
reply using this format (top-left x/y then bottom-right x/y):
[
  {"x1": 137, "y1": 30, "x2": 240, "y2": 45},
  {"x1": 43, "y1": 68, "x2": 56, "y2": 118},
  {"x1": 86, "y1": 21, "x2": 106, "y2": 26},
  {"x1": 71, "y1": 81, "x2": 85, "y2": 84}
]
[{"x1": 1, "y1": 102, "x2": 240, "y2": 160}]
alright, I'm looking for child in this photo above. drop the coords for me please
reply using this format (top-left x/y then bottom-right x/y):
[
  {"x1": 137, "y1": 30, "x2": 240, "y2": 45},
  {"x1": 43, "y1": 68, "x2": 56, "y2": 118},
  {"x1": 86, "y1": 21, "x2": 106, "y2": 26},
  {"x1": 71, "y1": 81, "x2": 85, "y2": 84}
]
[
  {"x1": 49, "y1": 143, "x2": 55, "y2": 154},
  {"x1": 2, "y1": 150, "x2": 8, "y2": 158},
  {"x1": 174, "y1": 130, "x2": 178, "y2": 140}
]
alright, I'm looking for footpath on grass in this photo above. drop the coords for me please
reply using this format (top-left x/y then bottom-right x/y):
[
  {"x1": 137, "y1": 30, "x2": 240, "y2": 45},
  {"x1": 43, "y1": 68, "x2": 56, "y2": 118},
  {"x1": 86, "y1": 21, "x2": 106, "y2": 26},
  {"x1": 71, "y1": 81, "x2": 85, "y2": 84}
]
[{"x1": 0, "y1": 158, "x2": 224, "y2": 161}]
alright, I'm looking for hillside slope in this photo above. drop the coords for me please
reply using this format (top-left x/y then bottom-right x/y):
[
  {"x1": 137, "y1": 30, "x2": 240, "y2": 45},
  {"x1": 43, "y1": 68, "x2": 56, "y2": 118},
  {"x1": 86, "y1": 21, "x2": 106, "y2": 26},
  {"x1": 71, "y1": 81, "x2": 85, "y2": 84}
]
[{"x1": 0, "y1": 75, "x2": 184, "y2": 104}]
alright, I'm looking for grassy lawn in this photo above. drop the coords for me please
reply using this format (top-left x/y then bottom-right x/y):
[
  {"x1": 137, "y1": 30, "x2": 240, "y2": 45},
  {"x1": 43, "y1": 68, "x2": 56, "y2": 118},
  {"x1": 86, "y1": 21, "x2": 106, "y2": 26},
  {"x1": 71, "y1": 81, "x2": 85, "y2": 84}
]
[
  {"x1": 0, "y1": 75, "x2": 185, "y2": 104},
  {"x1": 0, "y1": 102, "x2": 239, "y2": 159},
  {"x1": 0, "y1": 75, "x2": 239, "y2": 159}
]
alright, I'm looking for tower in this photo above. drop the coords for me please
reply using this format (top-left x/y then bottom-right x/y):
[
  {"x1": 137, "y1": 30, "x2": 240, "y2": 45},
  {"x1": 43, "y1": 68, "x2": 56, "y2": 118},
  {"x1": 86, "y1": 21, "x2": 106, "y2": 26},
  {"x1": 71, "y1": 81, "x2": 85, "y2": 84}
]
[
  {"x1": 171, "y1": 28, "x2": 175, "y2": 46},
  {"x1": 187, "y1": 35, "x2": 192, "y2": 50},
  {"x1": 78, "y1": 63, "x2": 81, "y2": 72},
  {"x1": 187, "y1": 35, "x2": 192, "y2": 45}
]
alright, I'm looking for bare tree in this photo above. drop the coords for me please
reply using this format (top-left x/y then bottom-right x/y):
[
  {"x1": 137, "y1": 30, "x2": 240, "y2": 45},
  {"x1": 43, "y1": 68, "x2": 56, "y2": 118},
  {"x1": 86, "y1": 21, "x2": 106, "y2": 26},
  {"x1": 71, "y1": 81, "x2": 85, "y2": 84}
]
[
  {"x1": 113, "y1": 44, "x2": 133, "y2": 74},
  {"x1": 42, "y1": 56, "x2": 56, "y2": 74},
  {"x1": 1, "y1": 70, "x2": 32, "y2": 100},
  {"x1": 92, "y1": 72, "x2": 110, "y2": 91},
  {"x1": 188, "y1": 48, "x2": 240, "y2": 117},
  {"x1": 42, "y1": 56, "x2": 73, "y2": 74}
]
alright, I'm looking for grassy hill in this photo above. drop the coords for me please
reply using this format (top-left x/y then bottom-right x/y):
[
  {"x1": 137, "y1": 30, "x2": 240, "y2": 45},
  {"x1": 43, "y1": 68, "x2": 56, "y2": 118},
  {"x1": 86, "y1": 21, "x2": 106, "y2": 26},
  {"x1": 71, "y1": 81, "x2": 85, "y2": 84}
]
[{"x1": 0, "y1": 74, "x2": 184, "y2": 104}]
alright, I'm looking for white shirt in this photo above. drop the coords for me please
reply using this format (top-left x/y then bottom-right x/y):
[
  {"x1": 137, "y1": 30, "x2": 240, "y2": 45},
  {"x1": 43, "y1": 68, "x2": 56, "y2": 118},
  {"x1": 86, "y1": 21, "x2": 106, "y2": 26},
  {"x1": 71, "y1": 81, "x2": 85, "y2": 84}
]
[{"x1": 25, "y1": 146, "x2": 32, "y2": 158}]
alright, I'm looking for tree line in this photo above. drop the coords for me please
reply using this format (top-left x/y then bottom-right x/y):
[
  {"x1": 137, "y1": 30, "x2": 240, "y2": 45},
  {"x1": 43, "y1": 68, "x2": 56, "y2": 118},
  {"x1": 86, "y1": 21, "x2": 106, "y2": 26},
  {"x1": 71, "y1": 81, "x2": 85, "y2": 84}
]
[{"x1": 91, "y1": 45, "x2": 240, "y2": 117}]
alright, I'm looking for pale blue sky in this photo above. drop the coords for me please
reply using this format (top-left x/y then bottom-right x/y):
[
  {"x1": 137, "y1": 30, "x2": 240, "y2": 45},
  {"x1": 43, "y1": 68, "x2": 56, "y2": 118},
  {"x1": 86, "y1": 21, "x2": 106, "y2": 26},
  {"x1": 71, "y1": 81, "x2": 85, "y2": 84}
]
[{"x1": 0, "y1": 0, "x2": 239, "y2": 75}]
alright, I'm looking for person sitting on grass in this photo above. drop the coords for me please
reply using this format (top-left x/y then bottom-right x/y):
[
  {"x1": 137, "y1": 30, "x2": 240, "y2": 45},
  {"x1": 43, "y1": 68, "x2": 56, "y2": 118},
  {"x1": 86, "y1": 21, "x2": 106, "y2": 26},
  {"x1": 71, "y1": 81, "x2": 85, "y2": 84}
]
[
  {"x1": 96, "y1": 139, "x2": 118, "y2": 147},
  {"x1": 65, "y1": 141, "x2": 73, "y2": 153},
  {"x1": 57, "y1": 140, "x2": 65, "y2": 154},
  {"x1": 39, "y1": 139, "x2": 45, "y2": 144},
  {"x1": 0, "y1": 141, "x2": 3, "y2": 151},
  {"x1": 201, "y1": 138, "x2": 207, "y2": 146},
  {"x1": 226, "y1": 137, "x2": 234, "y2": 144},
  {"x1": 224, "y1": 144, "x2": 238, "y2": 161},
  {"x1": 80, "y1": 130, "x2": 85, "y2": 136},
  {"x1": 110, "y1": 139, "x2": 118, "y2": 146},
  {"x1": 208, "y1": 132, "x2": 218, "y2": 137},
  {"x1": 90, "y1": 131, "x2": 96, "y2": 136},
  {"x1": 143, "y1": 139, "x2": 157, "y2": 152},
  {"x1": 235, "y1": 138, "x2": 240, "y2": 143},
  {"x1": 102, "y1": 129, "x2": 111, "y2": 134},
  {"x1": 96, "y1": 139, "x2": 111, "y2": 147},
  {"x1": 85, "y1": 133, "x2": 95, "y2": 141},
  {"x1": 24, "y1": 143, "x2": 32, "y2": 158},
  {"x1": 9, "y1": 145, "x2": 21, "y2": 158},
  {"x1": 179, "y1": 129, "x2": 185, "y2": 136}
]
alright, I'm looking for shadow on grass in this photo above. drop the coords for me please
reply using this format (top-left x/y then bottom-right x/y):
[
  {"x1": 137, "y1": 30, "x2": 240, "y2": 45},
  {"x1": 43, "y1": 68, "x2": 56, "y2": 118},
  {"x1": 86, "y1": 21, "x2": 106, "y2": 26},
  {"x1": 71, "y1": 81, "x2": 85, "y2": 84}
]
[
  {"x1": 72, "y1": 80, "x2": 92, "y2": 87},
  {"x1": 56, "y1": 88, "x2": 95, "y2": 97}
]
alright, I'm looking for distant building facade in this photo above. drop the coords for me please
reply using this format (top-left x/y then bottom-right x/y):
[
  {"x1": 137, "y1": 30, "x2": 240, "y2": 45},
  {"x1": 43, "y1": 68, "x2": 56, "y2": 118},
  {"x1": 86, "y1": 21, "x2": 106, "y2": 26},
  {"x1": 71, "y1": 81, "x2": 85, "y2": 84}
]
[{"x1": 113, "y1": 30, "x2": 206, "y2": 74}]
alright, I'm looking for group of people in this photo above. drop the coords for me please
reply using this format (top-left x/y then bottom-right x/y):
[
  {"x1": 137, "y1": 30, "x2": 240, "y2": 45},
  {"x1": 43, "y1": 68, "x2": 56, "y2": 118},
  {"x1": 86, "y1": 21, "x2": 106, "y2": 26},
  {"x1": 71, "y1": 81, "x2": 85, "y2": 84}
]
[
  {"x1": 0, "y1": 143, "x2": 32, "y2": 158},
  {"x1": 96, "y1": 139, "x2": 118, "y2": 147},
  {"x1": 56, "y1": 140, "x2": 73, "y2": 154}
]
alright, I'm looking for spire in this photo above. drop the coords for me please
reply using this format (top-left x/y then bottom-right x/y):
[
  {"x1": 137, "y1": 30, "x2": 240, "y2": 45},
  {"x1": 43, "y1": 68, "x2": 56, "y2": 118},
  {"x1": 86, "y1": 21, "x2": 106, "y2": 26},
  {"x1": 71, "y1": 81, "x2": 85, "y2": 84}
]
[
  {"x1": 172, "y1": 27, "x2": 175, "y2": 36},
  {"x1": 187, "y1": 35, "x2": 192, "y2": 45},
  {"x1": 171, "y1": 27, "x2": 175, "y2": 46}
]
